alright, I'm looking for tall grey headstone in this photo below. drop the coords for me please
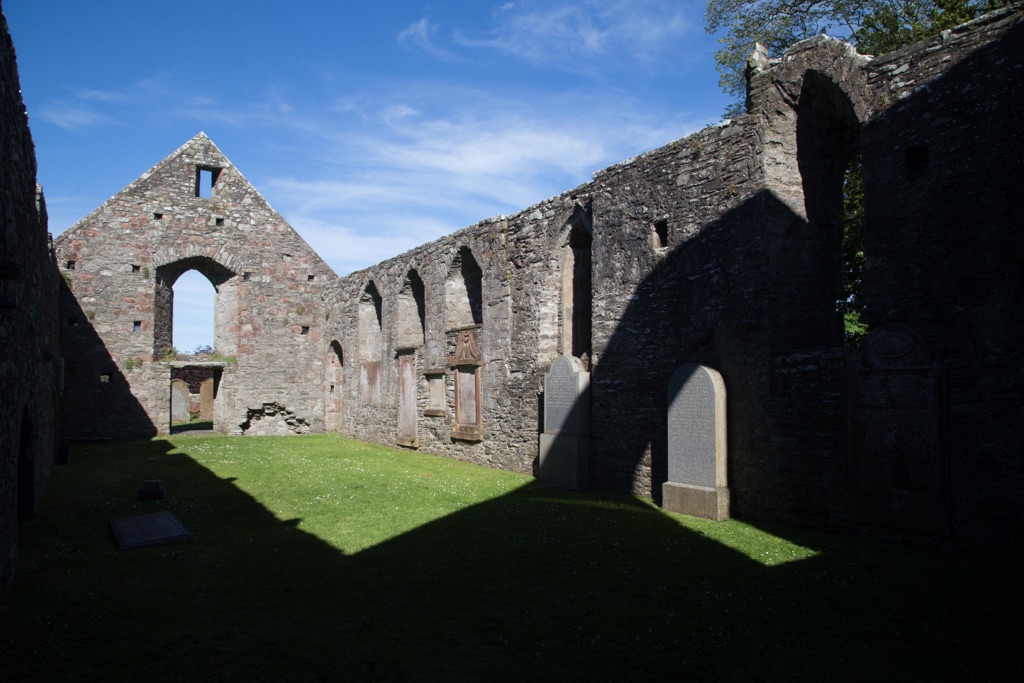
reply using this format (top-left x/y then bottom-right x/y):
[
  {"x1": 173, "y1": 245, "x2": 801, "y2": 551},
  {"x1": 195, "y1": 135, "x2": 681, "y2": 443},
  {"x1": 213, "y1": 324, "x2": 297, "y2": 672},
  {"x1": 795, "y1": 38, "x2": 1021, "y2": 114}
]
[
  {"x1": 538, "y1": 355, "x2": 590, "y2": 489},
  {"x1": 170, "y1": 379, "x2": 190, "y2": 424},
  {"x1": 662, "y1": 364, "x2": 729, "y2": 520}
]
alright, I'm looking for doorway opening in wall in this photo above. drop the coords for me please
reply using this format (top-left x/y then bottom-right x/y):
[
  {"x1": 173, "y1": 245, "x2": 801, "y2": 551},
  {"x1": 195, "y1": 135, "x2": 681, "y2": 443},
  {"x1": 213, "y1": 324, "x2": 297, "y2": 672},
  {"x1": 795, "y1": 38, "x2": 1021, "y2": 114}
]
[
  {"x1": 170, "y1": 271, "x2": 218, "y2": 431},
  {"x1": 155, "y1": 257, "x2": 238, "y2": 435}
]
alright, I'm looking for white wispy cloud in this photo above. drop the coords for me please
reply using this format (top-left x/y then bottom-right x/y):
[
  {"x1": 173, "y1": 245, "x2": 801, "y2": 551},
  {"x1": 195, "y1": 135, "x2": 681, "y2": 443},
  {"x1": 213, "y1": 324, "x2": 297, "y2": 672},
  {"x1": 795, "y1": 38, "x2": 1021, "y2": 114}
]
[
  {"x1": 454, "y1": 0, "x2": 693, "y2": 70},
  {"x1": 37, "y1": 104, "x2": 114, "y2": 130},
  {"x1": 397, "y1": 17, "x2": 461, "y2": 62},
  {"x1": 260, "y1": 82, "x2": 711, "y2": 275}
]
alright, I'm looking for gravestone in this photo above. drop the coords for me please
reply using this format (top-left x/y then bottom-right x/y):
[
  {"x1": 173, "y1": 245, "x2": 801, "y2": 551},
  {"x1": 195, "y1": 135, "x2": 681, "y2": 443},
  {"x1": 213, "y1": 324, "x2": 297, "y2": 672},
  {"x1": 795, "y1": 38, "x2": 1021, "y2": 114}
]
[
  {"x1": 662, "y1": 364, "x2": 729, "y2": 520},
  {"x1": 170, "y1": 379, "x2": 190, "y2": 424},
  {"x1": 847, "y1": 326, "x2": 949, "y2": 534},
  {"x1": 397, "y1": 353, "x2": 418, "y2": 447},
  {"x1": 199, "y1": 377, "x2": 215, "y2": 421},
  {"x1": 110, "y1": 511, "x2": 194, "y2": 550},
  {"x1": 538, "y1": 355, "x2": 590, "y2": 489}
]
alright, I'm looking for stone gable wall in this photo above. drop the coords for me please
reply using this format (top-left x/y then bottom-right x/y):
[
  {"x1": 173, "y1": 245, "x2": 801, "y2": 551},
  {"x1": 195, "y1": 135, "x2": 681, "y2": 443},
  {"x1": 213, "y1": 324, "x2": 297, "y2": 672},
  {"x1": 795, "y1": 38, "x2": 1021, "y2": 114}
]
[{"x1": 54, "y1": 134, "x2": 336, "y2": 439}]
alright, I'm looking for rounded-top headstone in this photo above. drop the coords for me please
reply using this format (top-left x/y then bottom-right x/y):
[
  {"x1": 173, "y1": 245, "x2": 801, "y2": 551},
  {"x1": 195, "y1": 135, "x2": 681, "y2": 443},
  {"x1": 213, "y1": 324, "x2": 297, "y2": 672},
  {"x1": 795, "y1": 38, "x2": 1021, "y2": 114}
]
[{"x1": 667, "y1": 364, "x2": 727, "y2": 487}]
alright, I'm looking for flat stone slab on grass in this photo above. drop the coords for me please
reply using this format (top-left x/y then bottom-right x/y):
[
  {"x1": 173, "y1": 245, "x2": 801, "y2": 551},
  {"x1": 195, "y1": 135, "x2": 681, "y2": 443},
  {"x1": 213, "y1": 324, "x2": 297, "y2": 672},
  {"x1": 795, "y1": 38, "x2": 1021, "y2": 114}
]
[{"x1": 110, "y1": 511, "x2": 194, "y2": 550}]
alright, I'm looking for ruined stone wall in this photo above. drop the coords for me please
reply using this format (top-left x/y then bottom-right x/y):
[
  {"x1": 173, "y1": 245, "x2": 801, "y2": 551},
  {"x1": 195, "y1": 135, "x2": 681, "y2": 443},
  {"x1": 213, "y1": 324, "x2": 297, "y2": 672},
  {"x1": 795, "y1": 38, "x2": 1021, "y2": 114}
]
[
  {"x1": 855, "y1": 11, "x2": 1024, "y2": 548},
  {"x1": 55, "y1": 134, "x2": 335, "y2": 439},
  {"x1": 324, "y1": 7, "x2": 1024, "y2": 552},
  {"x1": 0, "y1": 1, "x2": 60, "y2": 603}
]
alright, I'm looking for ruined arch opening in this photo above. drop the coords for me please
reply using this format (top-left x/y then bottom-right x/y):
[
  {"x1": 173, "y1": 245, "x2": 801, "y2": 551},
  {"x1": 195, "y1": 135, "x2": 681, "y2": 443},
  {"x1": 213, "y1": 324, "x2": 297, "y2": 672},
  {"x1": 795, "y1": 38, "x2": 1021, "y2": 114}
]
[
  {"x1": 796, "y1": 69, "x2": 861, "y2": 348},
  {"x1": 445, "y1": 247, "x2": 483, "y2": 330}
]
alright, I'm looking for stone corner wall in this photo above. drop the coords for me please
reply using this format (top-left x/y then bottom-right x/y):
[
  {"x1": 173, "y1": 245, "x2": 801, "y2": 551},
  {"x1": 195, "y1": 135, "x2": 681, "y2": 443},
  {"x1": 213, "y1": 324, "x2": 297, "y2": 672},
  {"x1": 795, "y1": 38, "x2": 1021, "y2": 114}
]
[{"x1": 0, "y1": 2, "x2": 60, "y2": 603}]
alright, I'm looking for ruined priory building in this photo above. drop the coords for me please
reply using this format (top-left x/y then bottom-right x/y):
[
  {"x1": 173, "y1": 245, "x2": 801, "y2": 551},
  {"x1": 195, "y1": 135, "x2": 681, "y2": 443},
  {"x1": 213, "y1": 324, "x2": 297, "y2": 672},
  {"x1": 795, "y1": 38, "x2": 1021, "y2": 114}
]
[{"x1": 4, "y1": 6, "x2": 1023, "y2": 602}]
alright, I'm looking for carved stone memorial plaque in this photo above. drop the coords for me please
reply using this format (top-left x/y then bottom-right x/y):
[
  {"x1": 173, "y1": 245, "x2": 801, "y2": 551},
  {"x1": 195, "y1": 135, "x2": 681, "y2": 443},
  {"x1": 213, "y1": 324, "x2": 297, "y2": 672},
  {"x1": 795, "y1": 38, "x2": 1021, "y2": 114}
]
[
  {"x1": 662, "y1": 364, "x2": 729, "y2": 520},
  {"x1": 538, "y1": 355, "x2": 590, "y2": 489}
]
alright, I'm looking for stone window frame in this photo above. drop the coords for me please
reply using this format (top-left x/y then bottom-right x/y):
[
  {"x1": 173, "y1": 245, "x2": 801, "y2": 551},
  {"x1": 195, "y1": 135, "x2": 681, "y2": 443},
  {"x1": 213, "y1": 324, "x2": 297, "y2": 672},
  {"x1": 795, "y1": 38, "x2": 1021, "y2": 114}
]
[{"x1": 195, "y1": 165, "x2": 222, "y2": 198}]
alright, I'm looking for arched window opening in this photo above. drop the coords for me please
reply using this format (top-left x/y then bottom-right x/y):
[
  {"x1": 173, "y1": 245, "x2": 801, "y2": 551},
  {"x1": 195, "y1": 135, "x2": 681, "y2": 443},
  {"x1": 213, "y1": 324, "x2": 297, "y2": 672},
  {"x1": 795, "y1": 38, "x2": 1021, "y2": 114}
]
[
  {"x1": 154, "y1": 257, "x2": 237, "y2": 359},
  {"x1": 561, "y1": 208, "x2": 593, "y2": 364},
  {"x1": 359, "y1": 282, "x2": 383, "y2": 404},
  {"x1": 325, "y1": 340, "x2": 345, "y2": 430},
  {"x1": 445, "y1": 247, "x2": 482, "y2": 330},
  {"x1": 796, "y1": 70, "x2": 861, "y2": 349},
  {"x1": 172, "y1": 270, "x2": 215, "y2": 355},
  {"x1": 396, "y1": 269, "x2": 426, "y2": 350},
  {"x1": 841, "y1": 152, "x2": 868, "y2": 346}
]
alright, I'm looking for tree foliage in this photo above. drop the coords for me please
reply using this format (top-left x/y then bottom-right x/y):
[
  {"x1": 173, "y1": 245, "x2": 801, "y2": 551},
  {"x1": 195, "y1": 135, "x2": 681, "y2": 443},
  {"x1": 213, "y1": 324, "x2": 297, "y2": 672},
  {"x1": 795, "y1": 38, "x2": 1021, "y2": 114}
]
[{"x1": 706, "y1": 0, "x2": 1011, "y2": 115}]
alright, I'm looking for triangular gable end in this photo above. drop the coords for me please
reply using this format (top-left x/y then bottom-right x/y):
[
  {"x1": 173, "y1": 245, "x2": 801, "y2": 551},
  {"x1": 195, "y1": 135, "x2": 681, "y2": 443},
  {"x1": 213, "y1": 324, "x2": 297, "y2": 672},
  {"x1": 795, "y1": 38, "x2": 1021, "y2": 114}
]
[{"x1": 57, "y1": 133, "x2": 335, "y2": 278}]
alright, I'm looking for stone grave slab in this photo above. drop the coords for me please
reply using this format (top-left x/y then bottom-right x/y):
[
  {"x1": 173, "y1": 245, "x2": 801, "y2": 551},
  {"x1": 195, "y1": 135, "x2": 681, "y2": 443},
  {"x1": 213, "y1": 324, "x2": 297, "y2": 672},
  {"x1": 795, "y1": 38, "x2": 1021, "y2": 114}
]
[
  {"x1": 538, "y1": 355, "x2": 590, "y2": 489},
  {"x1": 663, "y1": 364, "x2": 729, "y2": 520},
  {"x1": 199, "y1": 377, "x2": 215, "y2": 421},
  {"x1": 110, "y1": 511, "x2": 194, "y2": 550},
  {"x1": 170, "y1": 379, "x2": 190, "y2": 423}
]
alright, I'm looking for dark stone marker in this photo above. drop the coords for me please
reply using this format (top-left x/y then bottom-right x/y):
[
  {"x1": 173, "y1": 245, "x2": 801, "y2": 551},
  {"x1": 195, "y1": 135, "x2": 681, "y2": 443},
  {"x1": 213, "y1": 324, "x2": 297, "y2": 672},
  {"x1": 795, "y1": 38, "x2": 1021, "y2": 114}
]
[
  {"x1": 663, "y1": 364, "x2": 729, "y2": 520},
  {"x1": 847, "y1": 326, "x2": 949, "y2": 534},
  {"x1": 110, "y1": 511, "x2": 194, "y2": 550}
]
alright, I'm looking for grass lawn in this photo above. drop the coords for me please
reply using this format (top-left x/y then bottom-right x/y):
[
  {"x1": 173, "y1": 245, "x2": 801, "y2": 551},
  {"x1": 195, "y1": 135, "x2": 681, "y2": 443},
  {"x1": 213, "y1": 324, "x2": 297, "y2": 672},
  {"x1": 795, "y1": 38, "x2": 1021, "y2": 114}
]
[{"x1": 1, "y1": 434, "x2": 1019, "y2": 681}]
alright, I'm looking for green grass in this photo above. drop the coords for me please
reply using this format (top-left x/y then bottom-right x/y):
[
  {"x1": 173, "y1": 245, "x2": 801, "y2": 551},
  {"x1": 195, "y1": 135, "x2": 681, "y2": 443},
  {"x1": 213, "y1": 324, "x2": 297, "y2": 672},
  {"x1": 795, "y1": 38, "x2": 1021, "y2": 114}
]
[{"x1": 1, "y1": 434, "x2": 1019, "y2": 681}]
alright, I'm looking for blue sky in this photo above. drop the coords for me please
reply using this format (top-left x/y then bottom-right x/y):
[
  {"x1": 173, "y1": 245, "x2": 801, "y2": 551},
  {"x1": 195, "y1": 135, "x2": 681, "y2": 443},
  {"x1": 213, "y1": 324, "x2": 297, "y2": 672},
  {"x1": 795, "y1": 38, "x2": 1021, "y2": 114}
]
[{"x1": 6, "y1": 0, "x2": 729, "y2": 352}]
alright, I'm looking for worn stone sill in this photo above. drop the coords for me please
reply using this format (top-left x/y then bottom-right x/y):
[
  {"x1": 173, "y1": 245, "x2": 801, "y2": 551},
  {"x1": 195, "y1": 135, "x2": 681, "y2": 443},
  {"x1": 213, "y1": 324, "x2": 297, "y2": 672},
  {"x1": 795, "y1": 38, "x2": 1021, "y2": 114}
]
[{"x1": 167, "y1": 361, "x2": 229, "y2": 369}]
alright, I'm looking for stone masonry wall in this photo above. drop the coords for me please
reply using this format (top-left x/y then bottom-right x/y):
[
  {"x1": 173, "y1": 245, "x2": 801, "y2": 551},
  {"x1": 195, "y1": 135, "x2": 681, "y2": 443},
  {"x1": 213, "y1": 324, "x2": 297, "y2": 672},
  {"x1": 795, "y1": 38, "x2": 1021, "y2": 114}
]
[
  {"x1": 323, "y1": 7, "x2": 1024, "y2": 552},
  {"x1": 0, "y1": 0, "x2": 60, "y2": 603},
  {"x1": 55, "y1": 134, "x2": 335, "y2": 439}
]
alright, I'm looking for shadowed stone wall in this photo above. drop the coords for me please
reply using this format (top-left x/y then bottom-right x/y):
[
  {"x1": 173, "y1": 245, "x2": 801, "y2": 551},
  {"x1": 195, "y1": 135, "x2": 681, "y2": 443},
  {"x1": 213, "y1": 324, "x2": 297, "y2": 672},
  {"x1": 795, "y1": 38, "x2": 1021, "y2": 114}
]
[
  {"x1": 0, "y1": 0, "x2": 60, "y2": 603},
  {"x1": 323, "y1": 7, "x2": 1024, "y2": 553}
]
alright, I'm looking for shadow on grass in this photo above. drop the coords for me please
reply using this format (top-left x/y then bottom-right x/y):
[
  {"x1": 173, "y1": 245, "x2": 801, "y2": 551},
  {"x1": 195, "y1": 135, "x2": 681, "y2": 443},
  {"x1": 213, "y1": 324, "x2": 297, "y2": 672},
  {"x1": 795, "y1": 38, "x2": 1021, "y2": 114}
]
[
  {"x1": 169, "y1": 420, "x2": 214, "y2": 434},
  {"x1": 1, "y1": 439, "x2": 1019, "y2": 681}
]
